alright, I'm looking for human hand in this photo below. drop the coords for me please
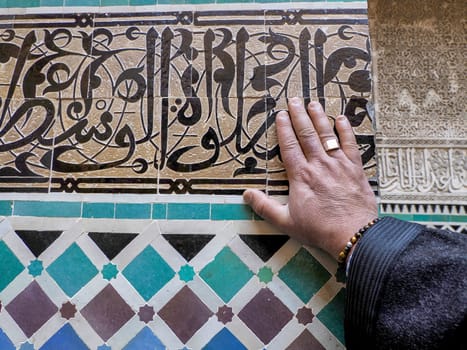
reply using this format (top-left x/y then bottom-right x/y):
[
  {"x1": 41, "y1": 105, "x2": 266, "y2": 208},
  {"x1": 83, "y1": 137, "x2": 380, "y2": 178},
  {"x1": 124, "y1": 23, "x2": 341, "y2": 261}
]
[{"x1": 243, "y1": 97, "x2": 378, "y2": 260}]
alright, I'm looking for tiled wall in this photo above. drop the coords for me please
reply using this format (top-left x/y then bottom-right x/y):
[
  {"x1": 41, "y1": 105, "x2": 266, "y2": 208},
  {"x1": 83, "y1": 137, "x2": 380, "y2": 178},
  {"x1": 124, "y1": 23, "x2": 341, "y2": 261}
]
[
  {"x1": 0, "y1": 0, "x2": 465, "y2": 349},
  {"x1": 0, "y1": 0, "x2": 360, "y2": 8}
]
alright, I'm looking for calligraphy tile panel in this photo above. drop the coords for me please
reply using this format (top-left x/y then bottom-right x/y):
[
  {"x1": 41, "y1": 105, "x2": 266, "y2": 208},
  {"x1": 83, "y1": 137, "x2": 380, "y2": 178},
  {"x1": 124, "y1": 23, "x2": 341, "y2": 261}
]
[{"x1": 0, "y1": 9, "x2": 374, "y2": 194}]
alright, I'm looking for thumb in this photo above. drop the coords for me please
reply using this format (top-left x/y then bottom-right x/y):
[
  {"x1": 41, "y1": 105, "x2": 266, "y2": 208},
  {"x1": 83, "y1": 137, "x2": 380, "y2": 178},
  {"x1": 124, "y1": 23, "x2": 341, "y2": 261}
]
[{"x1": 243, "y1": 189, "x2": 289, "y2": 229}]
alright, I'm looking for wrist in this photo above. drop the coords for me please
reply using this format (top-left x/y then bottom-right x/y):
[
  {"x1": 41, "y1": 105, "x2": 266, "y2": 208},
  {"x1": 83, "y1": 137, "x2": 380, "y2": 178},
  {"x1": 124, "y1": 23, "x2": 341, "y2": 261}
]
[{"x1": 336, "y1": 217, "x2": 380, "y2": 265}]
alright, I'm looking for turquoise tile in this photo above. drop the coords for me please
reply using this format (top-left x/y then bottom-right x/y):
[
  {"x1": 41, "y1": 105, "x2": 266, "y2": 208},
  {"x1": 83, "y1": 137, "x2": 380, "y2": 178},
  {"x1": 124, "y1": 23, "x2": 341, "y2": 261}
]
[
  {"x1": 13, "y1": 201, "x2": 81, "y2": 217},
  {"x1": 0, "y1": 200, "x2": 12, "y2": 216},
  {"x1": 167, "y1": 203, "x2": 210, "y2": 220},
  {"x1": 158, "y1": 0, "x2": 184, "y2": 3},
  {"x1": 115, "y1": 203, "x2": 151, "y2": 219},
  {"x1": 122, "y1": 245, "x2": 175, "y2": 301},
  {"x1": 101, "y1": 0, "x2": 127, "y2": 4},
  {"x1": 152, "y1": 203, "x2": 167, "y2": 219},
  {"x1": 0, "y1": 241, "x2": 24, "y2": 292},
  {"x1": 380, "y1": 213, "x2": 413, "y2": 221},
  {"x1": 211, "y1": 204, "x2": 252, "y2": 220},
  {"x1": 129, "y1": 0, "x2": 155, "y2": 5},
  {"x1": 46, "y1": 243, "x2": 98, "y2": 297},
  {"x1": 185, "y1": 0, "x2": 213, "y2": 3},
  {"x1": 454, "y1": 215, "x2": 467, "y2": 223},
  {"x1": 40, "y1": 0, "x2": 63, "y2": 5},
  {"x1": 217, "y1": 0, "x2": 253, "y2": 2},
  {"x1": 317, "y1": 288, "x2": 346, "y2": 344},
  {"x1": 7, "y1": 0, "x2": 40, "y2": 6},
  {"x1": 253, "y1": 212, "x2": 264, "y2": 221},
  {"x1": 83, "y1": 202, "x2": 114, "y2": 219},
  {"x1": 278, "y1": 248, "x2": 331, "y2": 303},
  {"x1": 413, "y1": 214, "x2": 450, "y2": 222},
  {"x1": 64, "y1": 0, "x2": 99, "y2": 5},
  {"x1": 0, "y1": 0, "x2": 6, "y2": 7},
  {"x1": 200, "y1": 247, "x2": 253, "y2": 302}
]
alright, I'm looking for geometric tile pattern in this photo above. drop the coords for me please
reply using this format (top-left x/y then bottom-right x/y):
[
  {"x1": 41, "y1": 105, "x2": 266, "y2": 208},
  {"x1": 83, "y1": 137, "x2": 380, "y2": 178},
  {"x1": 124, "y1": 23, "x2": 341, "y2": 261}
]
[
  {"x1": 1, "y1": 2, "x2": 463, "y2": 350},
  {"x1": 0, "y1": 217, "x2": 344, "y2": 349}
]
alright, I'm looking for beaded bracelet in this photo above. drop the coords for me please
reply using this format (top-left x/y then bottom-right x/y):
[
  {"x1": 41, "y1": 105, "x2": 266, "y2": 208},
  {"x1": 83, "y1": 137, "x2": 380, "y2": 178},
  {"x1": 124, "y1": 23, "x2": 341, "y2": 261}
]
[{"x1": 337, "y1": 217, "x2": 381, "y2": 266}]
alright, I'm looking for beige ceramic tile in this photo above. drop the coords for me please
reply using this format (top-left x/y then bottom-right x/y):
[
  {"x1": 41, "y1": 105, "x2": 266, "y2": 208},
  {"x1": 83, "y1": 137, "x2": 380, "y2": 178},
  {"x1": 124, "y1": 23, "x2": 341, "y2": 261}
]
[
  {"x1": 49, "y1": 97, "x2": 158, "y2": 193},
  {"x1": 266, "y1": 10, "x2": 370, "y2": 100},
  {"x1": 191, "y1": 24, "x2": 266, "y2": 99},
  {"x1": 157, "y1": 97, "x2": 267, "y2": 194},
  {"x1": 0, "y1": 99, "x2": 53, "y2": 191}
]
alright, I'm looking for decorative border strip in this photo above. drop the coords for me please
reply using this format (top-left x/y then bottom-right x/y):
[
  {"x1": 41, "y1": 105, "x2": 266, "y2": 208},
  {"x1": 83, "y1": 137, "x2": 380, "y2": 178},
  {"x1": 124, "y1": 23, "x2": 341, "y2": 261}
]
[
  {"x1": 0, "y1": 200, "x2": 466, "y2": 224},
  {"x1": 0, "y1": 0, "x2": 367, "y2": 9}
]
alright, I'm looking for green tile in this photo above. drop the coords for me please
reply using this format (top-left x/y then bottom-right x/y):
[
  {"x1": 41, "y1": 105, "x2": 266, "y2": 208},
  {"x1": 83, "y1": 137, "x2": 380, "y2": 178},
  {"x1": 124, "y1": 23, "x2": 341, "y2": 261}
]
[
  {"x1": 278, "y1": 248, "x2": 331, "y2": 303},
  {"x1": 454, "y1": 215, "x2": 467, "y2": 223},
  {"x1": 14, "y1": 201, "x2": 81, "y2": 217},
  {"x1": 0, "y1": 241, "x2": 24, "y2": 292},
  {"x1": 123, "y1": 245, "x2": 175, "y2": 301},
  {"x1": 200, "y1": 246, "x2": 253, "y2": 302},
  {"x1": 211, "y1": 204, "x2": 252, "y2": 220},
  {"x1": 46, "y1": 243, "x2": 98, "y2": 297},
  {"x1": 152, "y1": 203, "x2": 167, "y2": 219},
  {"x1": 0, "y1": 0, "x2": 7, "y2": 7},
  {"x1": 129, "y1": 0, "x2": 154, "y2": 5},
  {"x1": 317, "y1": 288, "x2": 346, "y2": 345},
  {"x1": 64, "y1": 0, "x2": 99, "y2": 5},
  {"x1": 158, "y1": 0, "x2": 184, "y2": 3},
  {"x1": 185, "y1": 0, "x2": 213, "y2": 3},
  {"x1": 167, "y1": 203, "x2": 210, "y2": 220},
  {"x1": 380, "y1": 213, "x2": 413, "y2": 221},
  {"x1": 115, "y1": 203, "x2": 151, "y2": 219},
  {"x1": 0, "y1": 200, "x2": 12, "y2": 216},
  {"x1": 40, "y1": 0, "x2": 63, "y2": 5},
  {"x1": 413, "y1": 214, "x2": 450, "y2": 222},
  {"x1": 83, "y1": 202, "x2": 114, "y2": 219},
  {"x1": 7, "y1": 0, "x2": 40, "y2": 6},
  {"x1": 217, "y1": 0, "x2": 252, "y2": 2},
  {"x1": 101, "y1": 0, "x2": 127, "y2": 5}
]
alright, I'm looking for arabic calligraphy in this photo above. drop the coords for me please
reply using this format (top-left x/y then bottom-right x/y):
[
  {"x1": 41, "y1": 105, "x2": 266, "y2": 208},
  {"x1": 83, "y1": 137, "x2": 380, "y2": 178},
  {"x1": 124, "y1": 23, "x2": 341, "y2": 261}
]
[{"x1": 0, "y1": 10, "x2": 373, "y2": 194}]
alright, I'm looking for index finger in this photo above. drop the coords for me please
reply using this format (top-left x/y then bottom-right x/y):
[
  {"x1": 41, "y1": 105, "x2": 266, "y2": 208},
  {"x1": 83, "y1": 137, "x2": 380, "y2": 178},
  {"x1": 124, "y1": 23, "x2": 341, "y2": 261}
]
[{"x1": 275, "y1": 110, "x2": 307, "y2": 174}]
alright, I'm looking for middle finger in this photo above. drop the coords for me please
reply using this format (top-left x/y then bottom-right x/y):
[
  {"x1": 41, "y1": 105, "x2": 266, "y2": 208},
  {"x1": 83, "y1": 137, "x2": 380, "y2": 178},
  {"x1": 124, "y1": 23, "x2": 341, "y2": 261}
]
[{"x1": 287, "y1": 97, "x2": 323, "y2": 160}]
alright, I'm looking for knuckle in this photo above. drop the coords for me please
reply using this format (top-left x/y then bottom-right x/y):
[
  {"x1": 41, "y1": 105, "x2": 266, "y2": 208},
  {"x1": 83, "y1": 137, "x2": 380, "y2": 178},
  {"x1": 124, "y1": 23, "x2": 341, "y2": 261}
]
[
  {"x1": 281, "y1": 138, "x2": 300, "y2": 151},
  {"x1": 296, "y1": 127, "x2": 317, "y2": 139}
]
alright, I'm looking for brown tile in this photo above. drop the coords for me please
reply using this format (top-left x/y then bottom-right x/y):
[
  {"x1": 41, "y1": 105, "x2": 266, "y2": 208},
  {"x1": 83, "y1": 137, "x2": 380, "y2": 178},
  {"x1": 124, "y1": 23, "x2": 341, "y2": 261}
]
[
  {"x1": 6, "y1": 281, "x2": 58, "y2": 338},
  {"x1": 81, "y1": 284, "x2": 135, "y2": 342},
  {"x1": 158, "y1": 285, "x2": 213, "y2": 344},
  {"x1": 286, "y1": 330, "x2": 325, "y2": 350},
  {"x1": 238, "y1": 287, "x2": 293, "y2": 344}
]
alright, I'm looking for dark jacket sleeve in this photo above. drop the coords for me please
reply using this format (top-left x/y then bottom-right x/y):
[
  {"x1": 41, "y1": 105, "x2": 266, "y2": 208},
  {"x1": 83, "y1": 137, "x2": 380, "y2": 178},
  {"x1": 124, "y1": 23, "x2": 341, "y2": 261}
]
[{"x1": 345, "y1": 217, "x2": 467, "y2": 350}]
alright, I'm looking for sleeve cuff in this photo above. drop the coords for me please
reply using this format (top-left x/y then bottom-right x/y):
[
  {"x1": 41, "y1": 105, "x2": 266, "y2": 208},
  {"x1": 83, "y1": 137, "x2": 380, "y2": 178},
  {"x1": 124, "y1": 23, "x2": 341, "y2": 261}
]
[{"x1": 344, "y1": 216, "x2": 424, "y2": 346}]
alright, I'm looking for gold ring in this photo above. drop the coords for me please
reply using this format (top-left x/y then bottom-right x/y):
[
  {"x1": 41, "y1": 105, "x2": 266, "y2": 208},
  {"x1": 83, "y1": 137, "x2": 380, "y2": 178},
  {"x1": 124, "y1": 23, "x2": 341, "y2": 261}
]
[{"x1": 323, "y1": 138, "x2": 340, "y2": 152}]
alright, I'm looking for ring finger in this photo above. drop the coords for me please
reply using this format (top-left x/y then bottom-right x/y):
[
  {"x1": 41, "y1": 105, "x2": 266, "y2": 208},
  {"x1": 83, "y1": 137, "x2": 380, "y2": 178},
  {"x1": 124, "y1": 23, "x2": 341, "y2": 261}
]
[{"x1": 306, "y1": 102, "x2": 342, "y2": 156}]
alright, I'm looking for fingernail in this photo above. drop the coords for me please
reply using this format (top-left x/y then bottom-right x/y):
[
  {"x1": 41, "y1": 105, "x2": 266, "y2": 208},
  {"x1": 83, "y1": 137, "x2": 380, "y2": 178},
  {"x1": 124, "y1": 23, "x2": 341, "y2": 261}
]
[
  {"x1": 337, "y1": 115, "x2": 348, "y2": 122},
  {"x1": 243, "y1": 190, "x2": 252, "y2": 204},
  {"x1": 308, "y1": 101, "x2": 320, "y2": 110},
  {"x1": 277, "y1": 110, "x2": 288, "y2": 119},
  {"x1": 289, "y1": 97, "x2": 302, "y2": 105}
]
